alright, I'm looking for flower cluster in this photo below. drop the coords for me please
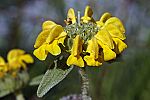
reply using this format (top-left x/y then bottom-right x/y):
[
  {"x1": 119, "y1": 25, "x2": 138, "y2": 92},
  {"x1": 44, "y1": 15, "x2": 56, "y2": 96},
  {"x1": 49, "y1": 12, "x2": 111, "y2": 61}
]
[
  {"x1": 0, "y1": 49, "x2": 34, "y2": 78},
  {"x1": 33, "y1": 6, "x2": 127, "y2": 67}
]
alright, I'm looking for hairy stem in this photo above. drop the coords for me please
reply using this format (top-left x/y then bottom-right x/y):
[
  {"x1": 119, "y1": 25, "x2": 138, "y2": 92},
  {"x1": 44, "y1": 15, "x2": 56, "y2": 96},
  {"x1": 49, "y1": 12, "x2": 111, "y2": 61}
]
[{"x1": 79, "y1": 68, "x2": 91, "y2": 100}]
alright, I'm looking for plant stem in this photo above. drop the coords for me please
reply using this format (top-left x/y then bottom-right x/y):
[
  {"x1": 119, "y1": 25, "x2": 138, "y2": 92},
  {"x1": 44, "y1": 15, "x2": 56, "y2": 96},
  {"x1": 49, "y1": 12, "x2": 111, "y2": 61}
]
[
  {"x1": 79, "y1": 68, "x2": 91, "y2": 100},
  {"x1": 15, "y1": 90, "x2": 25, "y2": 100}
]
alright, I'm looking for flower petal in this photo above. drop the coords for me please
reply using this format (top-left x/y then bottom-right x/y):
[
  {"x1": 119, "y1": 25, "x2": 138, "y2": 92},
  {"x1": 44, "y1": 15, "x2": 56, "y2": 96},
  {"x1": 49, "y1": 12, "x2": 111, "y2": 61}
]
[
  {"x1": 97, "y1": 12, "x2": 112, "y2": 27},
  {"x1": 19, "y1": 54, "x2": 34, "y2": 64},
  {"x1": 67, "y1": 35, "x2": 84, "y2": 67},
  {"x1": 19, "y1": 61, "x2": 26, "y2": 69},
  {"x1": 95, "y1": 29, "x2": 114, "y2": 49},
  {"x1": 105, "y1": 24, "x2": 126, "y2": 40},
  {"x1": 7, "y1": 49, "x2": 25, "y2": 63},
  {"x1": 84, "y1": 55, "x2": 102, "y2": 66},
  {"x1": 56, "y1": 31, "x2": 67, "y2": 45},
  {"x1": 46, "y1": 25, "x2": 63, "y2": 43},
  {"x1": 81, "y1": 6, "x2": 94, "y2": 23},
  {"x1": 99, "y1": 12, "x2": 112, "y2": 23},
  {"x1": 42, "y1": 21, "x2": 56, "y2": 30},
  {"x1": 0, "y1": 62, "x2": 8, "y2": 72},
  {"x1": 33, "y1": 45, "x2": 48, "y2": 60},
  {"x1": 9, "y1": 61, "x2": 21, "y2": 70},
  {"x1": 84, "y1": 38, "x2": 103, "y2": 66},
  {"x1": 105, "y1": 17, "x2": 125, "y2": 33},
  {"x1": 66, "y1": 8, "x2": 76, "y2": 24},
  {"x1": 34, "y1": 30, "x2": 50, "y2": 48},
  {"x1": 0, "y1": 56, "x2": 6, "y2": 65},
  {"x1": 86, "y1": 38, "x2": 99, "y2": 59},
  {"x1": 67, "y1": 55, "x2": 84, "y2": 67},
  {"x1": 56, "y1": 31, "x2": 67, "y2": 39},
  {"x1": 46, "y1": 40, "x2": 61, "y2": 56},
  {"x1": 113, "y1": 38, "x2": 127, "y2": 54},
  {"x1": 71, "y1": 35, "x2": 83, "y2": 56},
  {"x1": 103, "y1": 45, "x2": 116, "y2": 61},
  {"x1": 84, "y1": 6, "x2": 93, "y2": 17},
  {"x1": 97, "y1": 40, "x2": 116, "y2": 61},
  {"x1": 19, "y1": 54, "x2": 34, "y2": 69}
]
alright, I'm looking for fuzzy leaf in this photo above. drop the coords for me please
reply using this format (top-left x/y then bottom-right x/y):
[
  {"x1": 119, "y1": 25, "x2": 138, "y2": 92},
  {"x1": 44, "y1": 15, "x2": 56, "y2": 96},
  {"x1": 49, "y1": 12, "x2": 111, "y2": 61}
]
[
  {"x1": 37, "y1": 66, "x2": 73, "y2": 97},
  {"x1": 29, "y1": 75, "x2": 44, "y2": 86},
  {"x1": 0, "y1": 76, "x2": 15, "y2": 97},
  {"x1": 0, "y1": 71, "x2": 29, "y2": 97}
]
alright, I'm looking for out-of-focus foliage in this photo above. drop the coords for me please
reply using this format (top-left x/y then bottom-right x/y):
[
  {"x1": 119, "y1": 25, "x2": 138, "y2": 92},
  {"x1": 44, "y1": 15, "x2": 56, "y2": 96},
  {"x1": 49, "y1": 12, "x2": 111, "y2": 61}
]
[
  {"x1": 0, "y1": 71, "x2": 29, "y2": 97},
  {"x1": 0, "y1": 0, "x2": 150, "y2": 100}
]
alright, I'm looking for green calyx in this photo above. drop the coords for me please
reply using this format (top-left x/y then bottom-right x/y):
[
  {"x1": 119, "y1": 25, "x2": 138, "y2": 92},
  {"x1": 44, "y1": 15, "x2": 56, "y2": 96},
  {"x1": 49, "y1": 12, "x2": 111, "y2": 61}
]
[{"x1": 64, "y1": 22, "x2": 99, "y2": 43}]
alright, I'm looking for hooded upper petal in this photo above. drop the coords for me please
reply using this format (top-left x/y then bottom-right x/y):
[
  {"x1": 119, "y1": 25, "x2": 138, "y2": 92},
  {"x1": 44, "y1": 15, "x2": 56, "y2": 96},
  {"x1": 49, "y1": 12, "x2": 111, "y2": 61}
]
[
  {"x1": 34, "y1": 30, "x2": 51, "y2": 48},
  {"x1": 81, "y1": 6, "x2": 94, "y2": 23},
  {"x1": 96, "y1": 13, "x2": 126, "y2": 40},
  {"x1": 97, "y1": 12, "x2": 112, "y2": 27},
  {"x1": 46, "y1": 25, "x2": 64, "y2": 43},
  {"x1": 105, "y1": 24, "x2": 126, "y2": 40},
  {"x1": 34, "y1": 21, "x2": 57, "y2": 48},
  {"x1": 95, "y1": 29, "x2": 114, "y2": 49},
  {"x1": 7, "y1": 49, "x2": 25, "y2": 63},
  {"x1": 65, "y1": 8, "x2": 76, "y2": 25},
  {"x1": 105, "y1": 17, "x2": 125, "y2": 33},
  {"x1": 42, "y1": 21, "x2": 56, "y2": 30}
]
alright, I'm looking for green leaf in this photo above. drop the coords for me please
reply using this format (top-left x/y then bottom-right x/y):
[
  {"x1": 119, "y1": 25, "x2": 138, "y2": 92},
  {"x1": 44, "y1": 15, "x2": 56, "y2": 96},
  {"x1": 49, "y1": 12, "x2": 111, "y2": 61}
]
[
  {"x1": 0, "y1": 71, "x2": 29, "y2": 97},
  {"x1": 37, "y1": 66, "x2": 73, "y2": 97},
  {"x1": 0, "y1": 76, "x2": 15, "y2": 97},
  {"x1": 15, "y1": 71, "x2": 30, "y2": 90},
  {"x1": 29, "y1": 75, "x2": 44, "y2": 86}
]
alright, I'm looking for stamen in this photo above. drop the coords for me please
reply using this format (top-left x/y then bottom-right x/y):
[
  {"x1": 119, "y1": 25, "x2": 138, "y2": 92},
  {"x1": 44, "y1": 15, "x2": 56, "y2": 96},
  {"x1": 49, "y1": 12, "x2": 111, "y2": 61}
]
[{"x1": 78, "y1": 11, "x2": 81, "y2": 26}]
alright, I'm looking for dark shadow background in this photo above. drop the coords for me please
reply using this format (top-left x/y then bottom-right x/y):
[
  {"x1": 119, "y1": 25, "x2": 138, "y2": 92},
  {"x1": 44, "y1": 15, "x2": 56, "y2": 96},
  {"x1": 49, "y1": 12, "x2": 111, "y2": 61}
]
[{"x1": 0, "y1": 0, "x2": 150, "y2": 100}]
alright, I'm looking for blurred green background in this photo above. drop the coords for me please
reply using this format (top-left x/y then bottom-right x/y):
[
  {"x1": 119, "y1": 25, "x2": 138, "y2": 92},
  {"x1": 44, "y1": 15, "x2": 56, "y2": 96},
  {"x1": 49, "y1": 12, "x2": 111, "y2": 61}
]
[{"x1": 0, "y1": 0, "x2": 150, "y2": 100}]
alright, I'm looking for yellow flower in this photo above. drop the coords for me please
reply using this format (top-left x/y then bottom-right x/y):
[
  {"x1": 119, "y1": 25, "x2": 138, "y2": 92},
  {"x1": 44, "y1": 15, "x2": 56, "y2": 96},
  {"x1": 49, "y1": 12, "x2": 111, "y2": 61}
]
[
  {"x1": 97, "y1": 12, "x2": 127, "y2": 55},
  {"x1": 0, "y1": 49, "x2": 33, "y2": 78},
  {"x1": 0, "y1": 56, "x2": 8, "y2": 71},
  {"x1": 33, "y1": 21, "x2": 67, "y2": 60},
  {"x1": 0, "y1": 56, "x2": 8, "y2": 78},
  {"x1": 8, "y1": 49, "x2": 34, "y2": 70},
  {"x1": 84, "y1": 38, "x2": 103, "y2": 66},
  {"x1": 67, "y1": 35, "x2": 84, "y2": 67},
  {"x1": 81, "y1": 6, "x2": 95, "y2": 23},
  {"x1": 33, "y1": 5, "x2": 127, "y2": 67}
]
